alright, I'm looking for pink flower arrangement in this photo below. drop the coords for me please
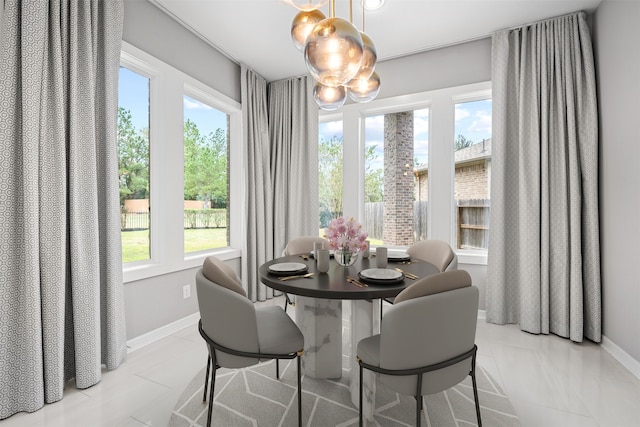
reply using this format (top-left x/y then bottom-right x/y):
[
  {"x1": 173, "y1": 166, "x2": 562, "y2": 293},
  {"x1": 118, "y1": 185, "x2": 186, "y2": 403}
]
[{"x1": 324, "y1": 216, "x2": 368, "y2": 253}]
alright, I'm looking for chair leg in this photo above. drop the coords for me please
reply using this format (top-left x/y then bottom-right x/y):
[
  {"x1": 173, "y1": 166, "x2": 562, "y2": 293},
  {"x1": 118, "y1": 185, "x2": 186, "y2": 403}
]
[
  {"x1": 206, "y1": 365, "x2": 216, "y2": 427},
  {"x1": 284, "y1": 293, "x2": 293, "y2": 312},
  {"x1": 416, "y1": 374, "x2": 423, "y2": 427},
  {"x1": 297, "y1": 355, "x2": 302, "y2": 427},
  {"x1": 359, "y1": 364, "x2": 364, "y2": 427},
  {"x1": 471, "y1": 353, "x2": 482, "y2": 426},
  {"x1": 202, "y1": 355, "x2": 211, "y2": 402},
  {"x1": 380, "y1": 299, "x2": 383, "y2": 325},
  {"x1": 276, "y1": 359, "x2": 280, "y2": 379}
]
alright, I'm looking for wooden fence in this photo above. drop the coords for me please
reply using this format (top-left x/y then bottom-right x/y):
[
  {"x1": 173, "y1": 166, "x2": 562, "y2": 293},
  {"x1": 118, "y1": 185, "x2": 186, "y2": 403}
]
[{"x1": 363, "y1": 199, "x2": 490, "y2": 249}]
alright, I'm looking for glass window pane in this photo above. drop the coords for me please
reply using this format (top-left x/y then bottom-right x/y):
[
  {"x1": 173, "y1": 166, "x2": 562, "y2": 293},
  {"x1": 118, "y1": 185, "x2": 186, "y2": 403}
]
[
  {"x1": 118, "y1": 67, "x2": 150, "y2": 263},
  {"x1": 318, "y1": 120, "x2": 343, "y2": 236},
  {"x1": 183, "y1": 95, "x2": 229, "y2": 253},
  {"x1": 364, "y1": 115, "x2": 384, "y2": 245},
  {"x1": 454, "y1": 99, "x2": 491, "y2": 250},
  {"x1": 364, "y1": 109, "x2": 428, "y2": 246}
]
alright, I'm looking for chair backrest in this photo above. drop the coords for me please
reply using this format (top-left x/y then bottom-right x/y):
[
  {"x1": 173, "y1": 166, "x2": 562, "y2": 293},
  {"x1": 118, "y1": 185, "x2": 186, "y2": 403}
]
[
  {"x1": 283, "y1": 236, "x2": 328, "y2": 256},
  {"x1": 406, "y1": 239, "x2": 457, "y2": 272},
  {"x1": 379, "y1": 270, "x2": 478, "y2": 396},
  {"x1": 196, "y1": 257, "x2": 260, "y2": 368}
]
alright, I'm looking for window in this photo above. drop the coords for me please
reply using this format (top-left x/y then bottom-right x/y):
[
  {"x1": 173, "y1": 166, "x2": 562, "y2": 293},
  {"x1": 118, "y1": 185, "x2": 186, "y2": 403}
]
[
  {"x1": 119, "y1": 43, "x2": 241, "y2": 282},
  {"x1": 322, "y1": 81, "x2": 491, "y2": 265},
  {"x1": 318, "y1": 120, "x2": 343, "y2": 234},
  {"x1": 454, "y1": 99, "x2": 492, "y2": 250},
  {"x1": 183, "y1": 95, "x2": 229, "y2": 253},
  {"x1": 118, "y1": 66, "x2": 150, "y2": 263},
  {"x1": 363, "y1": 109, "x2": 429, "y2": 246}
]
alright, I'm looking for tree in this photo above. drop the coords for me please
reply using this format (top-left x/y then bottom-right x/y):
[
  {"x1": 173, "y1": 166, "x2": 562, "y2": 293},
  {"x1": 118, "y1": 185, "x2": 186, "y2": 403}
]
[
  {"x1": 118, "y1": 107, "x2": 149, "y2": 207},
  {"x1": 364, "y1": 145, "x2": 383, "y2": 202},
  {"x1": 455, "y1": 134, "x2": 474, "y2": 151},
  {"x1": 318, "y1": 135, "x2": 343, "y2": 223},
  {"x1": 183, "y1": 120, "x2": 228, "y2": 207},
  {"x1": 318, "y1": 136, "x2": 384, "y2": 225}
]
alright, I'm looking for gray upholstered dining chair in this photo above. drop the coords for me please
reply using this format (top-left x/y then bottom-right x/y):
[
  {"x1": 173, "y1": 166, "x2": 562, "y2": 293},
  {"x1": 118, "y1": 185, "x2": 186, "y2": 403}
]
[
  {"x1": 382, "y1": 239, "x2": 458, "y2": 310},
  {"x1": 357, "y1": 270, "x2": 481, "y2": 427},
  {"x1": 282, "y1": 236, "x2": 328, "y2": 311},
  {"x1": 196, "y1": 256, "x2": 305, "y2": 427},
  {"x1": 407, "y1": 239, "x2": 458, "y2": 272}
]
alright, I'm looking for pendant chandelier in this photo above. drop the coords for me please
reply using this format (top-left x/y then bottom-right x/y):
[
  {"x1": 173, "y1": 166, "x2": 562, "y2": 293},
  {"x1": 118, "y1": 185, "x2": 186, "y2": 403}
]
[{"x1": 289, "y1": 0, "x2": 381, "y2": 111}]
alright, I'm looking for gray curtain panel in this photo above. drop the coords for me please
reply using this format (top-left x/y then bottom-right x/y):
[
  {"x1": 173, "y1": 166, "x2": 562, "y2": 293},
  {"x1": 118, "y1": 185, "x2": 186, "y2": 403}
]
[
  {"x1": 0, "y1": 0, "x2": 126, "y2": 419},
  {"x1": 241, "y1": 64, "x2": 275, "y2": 301},
  {"x1": 486, "y1": 12, "x2": 601, "y2": 343},
  {"x1": 269, "y1": 76, "x2": 319, "y2": 256}
]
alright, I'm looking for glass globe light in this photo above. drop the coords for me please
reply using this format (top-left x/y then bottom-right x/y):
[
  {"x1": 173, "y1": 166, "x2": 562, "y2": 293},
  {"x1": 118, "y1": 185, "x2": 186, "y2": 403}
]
[
  {"x1": 288, "y1": 0, "x2": 329, "y2": 12},
  {"x1": 351, "y1": 32, "x2": 377, "y2": 81},
  {"x1": 291, "y1": 9, "x2": 326, "y2": 52},
  {"x1": 304, "y1": 17, "x2": 364, "y2": 87},
  {"x1": 313, "y1": 81, "x2": 347, "y2": 111},
  {"x1": 347, "y1": 71, "x2": 380, "y2": 103}
]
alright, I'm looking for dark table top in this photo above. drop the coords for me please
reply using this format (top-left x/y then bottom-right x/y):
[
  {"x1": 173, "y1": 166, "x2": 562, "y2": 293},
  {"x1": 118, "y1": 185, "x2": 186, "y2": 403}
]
[{"x1": 259, "y1": 254, "x2": 440, "y2": 300}]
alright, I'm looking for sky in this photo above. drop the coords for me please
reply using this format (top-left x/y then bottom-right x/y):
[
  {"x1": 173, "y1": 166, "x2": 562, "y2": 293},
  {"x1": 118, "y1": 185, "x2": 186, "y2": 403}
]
[
  {"x1": 319, "y1": 99, "x2": 492, "y2": 173},
  {"x1": 118, "y1": 67, "x2": 226, "y2": 137}
]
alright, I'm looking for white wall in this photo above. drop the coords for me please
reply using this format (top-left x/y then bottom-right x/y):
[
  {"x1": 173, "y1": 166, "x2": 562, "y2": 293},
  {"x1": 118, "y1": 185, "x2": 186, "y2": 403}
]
[
  {"x1": 593, "y1": 0, "x2": 640, "y2": 363},
  {"x1": 123, "y1": 0, "x2": 240, "y2": 102}
]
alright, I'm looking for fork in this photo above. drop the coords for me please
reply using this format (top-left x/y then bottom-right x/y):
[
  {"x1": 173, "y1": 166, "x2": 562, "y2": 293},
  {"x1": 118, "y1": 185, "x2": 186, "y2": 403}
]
[
  {"x1": 393, "y1": 268, "x2": 419, "y2": 280},
  {"x1": 346, "y1": 276, "x2": 368, "y2": 288},
  {"x1": 280, "y1": 272, "x2": 315, "y2": 281}
]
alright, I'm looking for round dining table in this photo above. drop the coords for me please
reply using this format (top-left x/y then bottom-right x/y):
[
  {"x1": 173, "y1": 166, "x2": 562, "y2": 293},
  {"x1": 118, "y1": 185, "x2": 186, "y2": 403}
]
[{"x1": 259, "y1": 252, "x2": 440, "y2": 421}]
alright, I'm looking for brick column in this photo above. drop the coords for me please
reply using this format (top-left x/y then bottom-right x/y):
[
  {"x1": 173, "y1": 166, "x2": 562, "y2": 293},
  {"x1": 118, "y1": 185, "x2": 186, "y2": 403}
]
[{"x1": 383, "y1": 112, "x2": 414, "y2": 245}]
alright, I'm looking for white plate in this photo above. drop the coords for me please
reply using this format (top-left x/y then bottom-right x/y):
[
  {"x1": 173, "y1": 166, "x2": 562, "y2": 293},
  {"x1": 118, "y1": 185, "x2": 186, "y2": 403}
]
[
  {"x1": 378, "y1": 249, "x2": 411, "y2": 261},
  {"x1": 359, "y1": 268, "x2": 403, "y2": 281},
  {"x1": 268, "y1": 262, "x2": 308, "y2": 273}
]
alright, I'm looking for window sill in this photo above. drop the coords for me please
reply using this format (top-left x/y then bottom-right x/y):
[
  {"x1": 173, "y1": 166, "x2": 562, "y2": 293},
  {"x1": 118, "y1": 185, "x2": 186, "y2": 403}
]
[
  {"x1": 456, "y1": 250, "x2": 488, "y2": 266},
  {"x1": 123, "y1": 247, "x2": 242, "y2": 283}
]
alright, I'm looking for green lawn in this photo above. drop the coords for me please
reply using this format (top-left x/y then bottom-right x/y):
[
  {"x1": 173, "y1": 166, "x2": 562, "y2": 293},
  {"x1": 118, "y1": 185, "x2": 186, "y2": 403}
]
[{"x1": 121, "y1": 228, "x2": 228, "y2": 263}]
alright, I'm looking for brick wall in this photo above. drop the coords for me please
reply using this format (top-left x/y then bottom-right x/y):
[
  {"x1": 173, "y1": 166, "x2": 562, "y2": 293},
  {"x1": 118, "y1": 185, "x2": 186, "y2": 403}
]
[
  {"x1": 415, "y1": 160, "x2": 490, "y2": 201},
  {"x1": 454, "y1": 162, "x2": 489, "y2": 200},
  {"x1": 383, "y1": 112, "x2": 414, "y2": 245}
]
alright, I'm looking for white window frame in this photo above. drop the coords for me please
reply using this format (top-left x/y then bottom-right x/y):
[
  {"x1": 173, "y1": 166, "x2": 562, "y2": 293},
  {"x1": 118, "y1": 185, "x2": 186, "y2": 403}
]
[
  {"x1": 320, "y1": 81, "x2": 491, "y2": 265},
  {"x1": 120, "y1": 42, "x2": 242, "y2": 283}
]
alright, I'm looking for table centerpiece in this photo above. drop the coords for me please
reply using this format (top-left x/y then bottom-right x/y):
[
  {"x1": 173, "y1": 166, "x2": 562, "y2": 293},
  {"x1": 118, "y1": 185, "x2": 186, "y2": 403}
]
[{"x1": 324, "y1": 216, "x2": 368, "y2": 267}]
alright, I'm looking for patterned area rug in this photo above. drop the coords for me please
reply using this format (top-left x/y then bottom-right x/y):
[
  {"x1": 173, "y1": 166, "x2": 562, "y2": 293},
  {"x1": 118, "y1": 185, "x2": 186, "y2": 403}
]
[{"x1": 169, "y1": 358, "x2": 520, "y2": 426}]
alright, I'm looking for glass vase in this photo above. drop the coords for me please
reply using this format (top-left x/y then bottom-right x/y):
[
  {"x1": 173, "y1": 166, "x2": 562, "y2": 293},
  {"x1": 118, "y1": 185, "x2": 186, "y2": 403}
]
[{"x1": 334, "y1": 248, "x2": 359, "y2": 267}]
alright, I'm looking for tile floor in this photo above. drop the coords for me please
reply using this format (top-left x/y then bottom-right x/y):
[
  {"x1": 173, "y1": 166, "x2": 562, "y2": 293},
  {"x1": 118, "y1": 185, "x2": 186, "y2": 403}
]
[{"x1": 3, "y1": 296, "x2": 640, "y2": 427}]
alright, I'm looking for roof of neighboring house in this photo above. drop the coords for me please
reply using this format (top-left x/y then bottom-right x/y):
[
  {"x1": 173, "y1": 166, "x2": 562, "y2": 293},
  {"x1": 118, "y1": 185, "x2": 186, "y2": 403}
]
[{"x1": 415, "y1": 138, "x2": 491, "y2": 173}]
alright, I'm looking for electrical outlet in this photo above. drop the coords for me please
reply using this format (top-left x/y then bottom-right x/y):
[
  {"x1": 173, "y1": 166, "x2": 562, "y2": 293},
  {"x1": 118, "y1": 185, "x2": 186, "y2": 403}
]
[{"x1": 183, "y1": 284, "x2": 191, "y2": 299}]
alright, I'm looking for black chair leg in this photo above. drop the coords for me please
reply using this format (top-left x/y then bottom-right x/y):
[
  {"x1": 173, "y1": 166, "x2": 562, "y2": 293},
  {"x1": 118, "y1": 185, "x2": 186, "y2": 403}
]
[
  {"x1": 416, "y1": 374, "x2": 423, "y2": 427},
  {"x1": 276, "y1": 359, "x2": 280, "y2": 379},
  {"x1": 297, "y1": 355, "x2": 302, "y2": 427},
  {"x1": 284, "y1": 293, "x2": 293, "y2": 312},
  {"x1": 206, "y1": 365, "x2": 216, "y2": 427},
  {"x1": 203, "y1": 355, "x2": 211, "y2": 402},
  {"x1": 471, "y1": 354, "x2": 482, "y2": 426},
  {"x1": 359, "y1": 364, "x2": 364, "y2": 427}
]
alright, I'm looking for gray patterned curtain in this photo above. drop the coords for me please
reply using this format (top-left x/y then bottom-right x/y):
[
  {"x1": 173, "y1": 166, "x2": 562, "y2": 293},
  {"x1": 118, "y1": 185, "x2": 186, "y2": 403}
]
[
  {"x1": 0, "y1": 0, "x2": 127, "y2": 419},
  {"x1": 241, "y1": 64, "x2": 275, "y2": 301},
  {"x1": 486, "y1": 12, "x2": 601, "y2": 343},
  {"x1": 269, "y1": 76, "x2": 319, "y2": 256}
]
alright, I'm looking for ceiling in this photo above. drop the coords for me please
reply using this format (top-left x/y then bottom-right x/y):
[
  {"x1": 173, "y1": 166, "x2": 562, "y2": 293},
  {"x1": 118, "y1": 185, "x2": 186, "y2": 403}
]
[{"x1": 150, "y1": 0, "x2": 602, "y2": 82}]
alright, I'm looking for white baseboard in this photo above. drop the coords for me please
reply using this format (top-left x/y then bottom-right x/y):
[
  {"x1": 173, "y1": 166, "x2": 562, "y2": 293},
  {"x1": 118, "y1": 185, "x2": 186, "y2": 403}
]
[
  {"x1": 126, "y1": 312, "x2": 200, "y2": 354},
  {"x1": 477, "y1": 309, "x2": 486, "y2": 321},
  {"x1": 602, "y1": 335, "x2": 640, "y2": 381}
]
